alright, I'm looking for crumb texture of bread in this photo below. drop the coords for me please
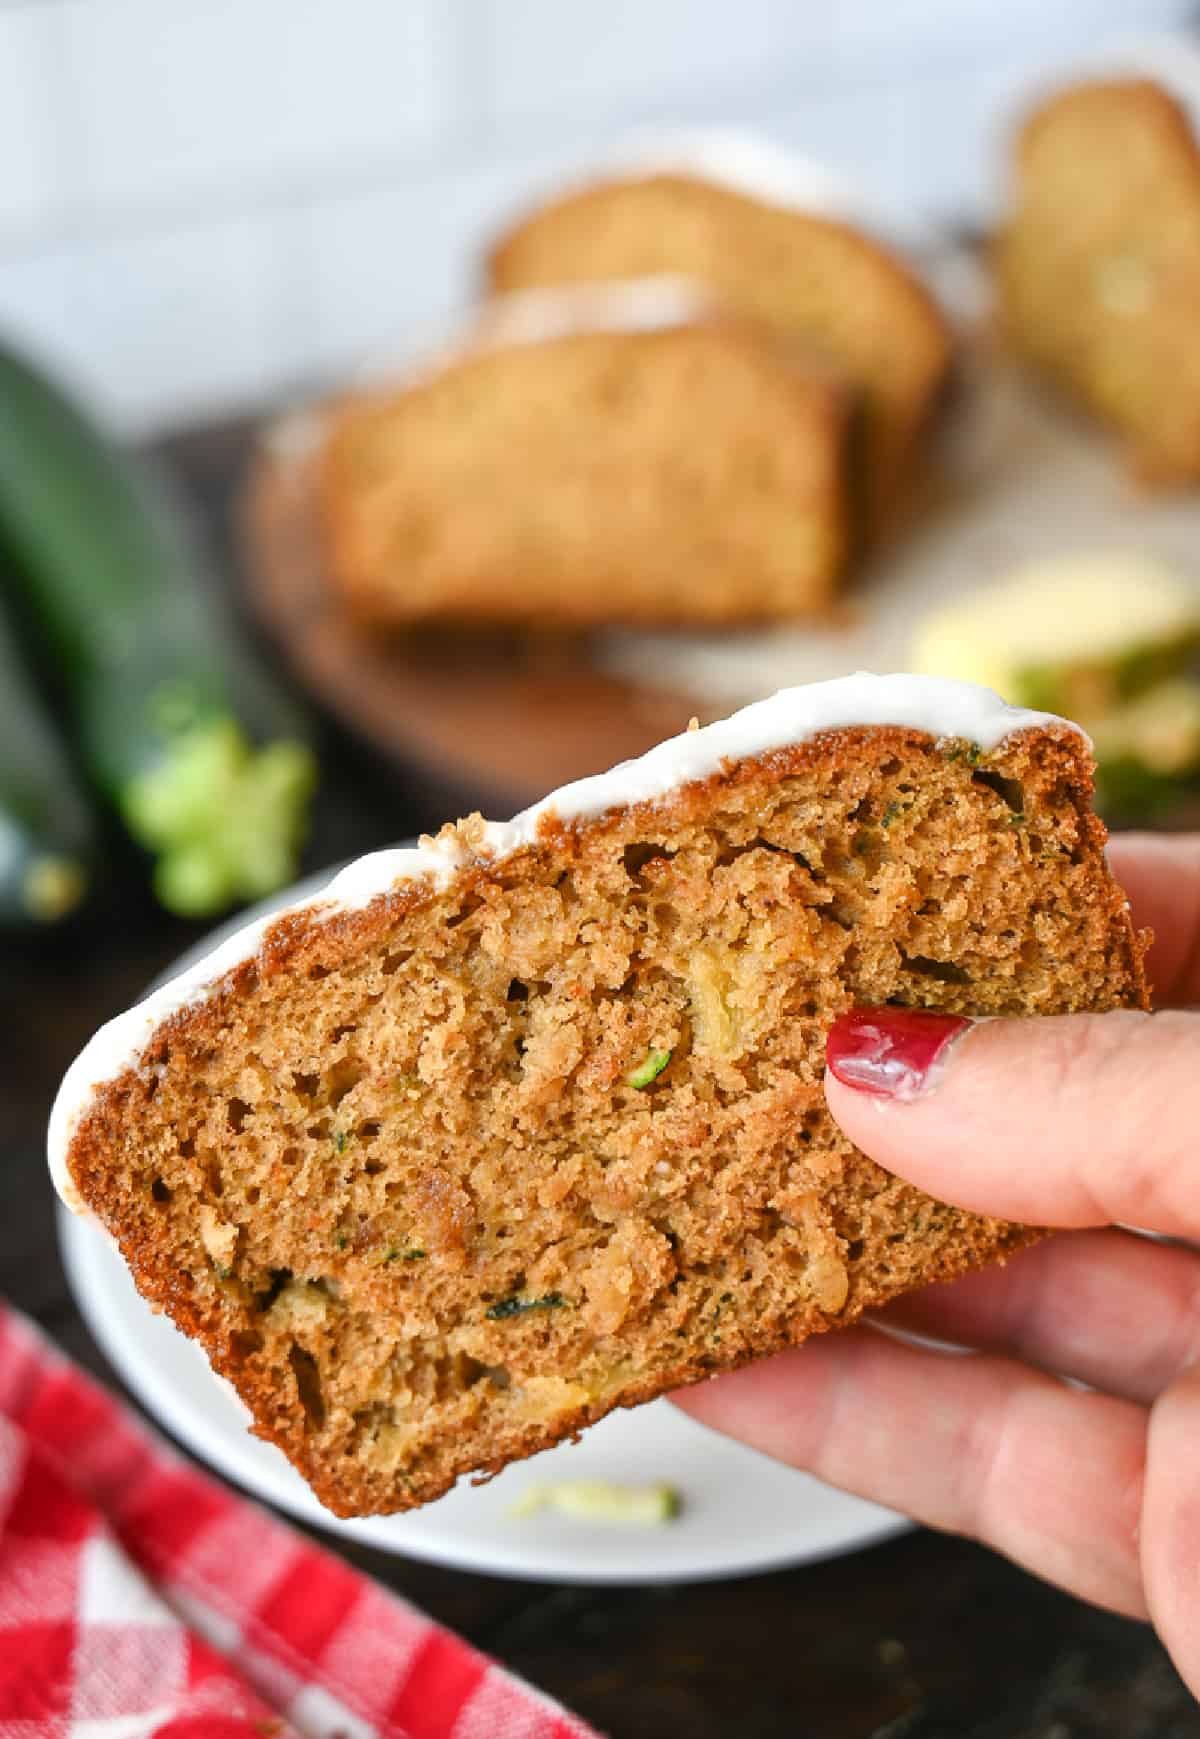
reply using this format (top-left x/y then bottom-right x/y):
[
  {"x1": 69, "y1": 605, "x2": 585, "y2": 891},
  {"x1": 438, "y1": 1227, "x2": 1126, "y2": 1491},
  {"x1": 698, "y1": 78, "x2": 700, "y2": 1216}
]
[
  {"x1": 487, "y1": 174, "x2": 952, "y2": 532},
  {"x1": 318, "y1": 321, "x2": 848, "y2": 627},
  {"x1": 998, "y1": 77, "x2": 1200, "y2": 483},
  {"x1": 66, "y1": 725, "x2": 1146, "y2": 1517}
]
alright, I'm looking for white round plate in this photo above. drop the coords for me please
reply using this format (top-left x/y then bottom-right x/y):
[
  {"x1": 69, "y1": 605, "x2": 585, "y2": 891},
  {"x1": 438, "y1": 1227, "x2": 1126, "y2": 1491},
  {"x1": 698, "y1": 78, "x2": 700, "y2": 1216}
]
[{"x1": 58, "y1": 869, "x2": 908, "y2": 1584}]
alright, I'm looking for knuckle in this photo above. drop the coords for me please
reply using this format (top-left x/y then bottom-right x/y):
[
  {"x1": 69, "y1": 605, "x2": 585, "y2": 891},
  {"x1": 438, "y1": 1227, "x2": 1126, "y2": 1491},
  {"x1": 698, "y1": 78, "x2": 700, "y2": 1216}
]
[{"x1": 1031, "y1": 1011, "x2": 1148, "y2": 1100}]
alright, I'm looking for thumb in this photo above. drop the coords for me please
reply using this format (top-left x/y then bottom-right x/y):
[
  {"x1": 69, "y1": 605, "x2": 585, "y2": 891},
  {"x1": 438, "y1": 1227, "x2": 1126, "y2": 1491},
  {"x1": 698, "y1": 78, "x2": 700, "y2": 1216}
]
[{"x1": 825, "y1": 1007, "x2": 1200, "y2": 1238}]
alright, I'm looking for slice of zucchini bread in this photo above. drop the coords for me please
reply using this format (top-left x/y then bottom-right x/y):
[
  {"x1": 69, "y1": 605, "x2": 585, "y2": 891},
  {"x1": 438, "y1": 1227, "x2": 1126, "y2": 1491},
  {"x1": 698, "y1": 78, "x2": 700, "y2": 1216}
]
[
  {"x1": 50, "y1": 675, "x2": 1148, "y2": 1517},
  {"x1": 317, "y1": 281, "x2": 850, "y2": 628},
  {"x1": 487, "y1": 145, "x2": 953, "y2": 536},
  {"x1": 997, "y1": 76, "x2": 1200, "y2": 483}
]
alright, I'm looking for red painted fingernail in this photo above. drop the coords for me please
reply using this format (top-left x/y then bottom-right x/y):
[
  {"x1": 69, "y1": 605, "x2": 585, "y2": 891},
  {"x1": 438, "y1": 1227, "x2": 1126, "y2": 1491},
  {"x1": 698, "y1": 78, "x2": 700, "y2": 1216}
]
[{"x1": 826, "y1": 1008, "x2": 972, "y2": 1100}]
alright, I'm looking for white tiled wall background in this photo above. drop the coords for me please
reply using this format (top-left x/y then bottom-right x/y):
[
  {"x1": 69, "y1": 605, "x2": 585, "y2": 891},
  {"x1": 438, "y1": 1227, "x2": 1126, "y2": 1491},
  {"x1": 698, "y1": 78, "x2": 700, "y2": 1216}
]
[{"x1": 0, "y1": 0, "x2": 1194, "y2": 433}]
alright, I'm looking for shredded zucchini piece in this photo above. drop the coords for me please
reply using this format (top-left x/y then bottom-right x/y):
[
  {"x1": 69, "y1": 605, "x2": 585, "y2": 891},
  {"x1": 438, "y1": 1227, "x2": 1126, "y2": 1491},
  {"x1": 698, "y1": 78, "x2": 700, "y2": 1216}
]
[
  {"x1": 486, "y1": 1292, "x2": 567, "y2": 1320},
  {"x1": 626, "y1": 1047, "x2": 671, "y2": 1089},
  {"x1": 508, "y1": 1479, "x2": 682, "y2": 1525}
]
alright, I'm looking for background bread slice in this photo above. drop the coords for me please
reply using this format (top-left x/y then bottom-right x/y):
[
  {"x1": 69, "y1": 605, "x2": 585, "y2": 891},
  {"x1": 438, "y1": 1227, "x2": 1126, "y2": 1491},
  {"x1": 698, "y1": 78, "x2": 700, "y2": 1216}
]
[
  {"x1": 488, "y1": 173, "x2": 953, "y2": 535},
  {"x1": 318, "y1": 315, "x2": 850, "y2": 627},
  {"x1": 997, "y1": 77, "x2": 1200, "y2": 484},
  {"x1": 59, "y1": 705, "x2": 1146, "y2": 1517}
]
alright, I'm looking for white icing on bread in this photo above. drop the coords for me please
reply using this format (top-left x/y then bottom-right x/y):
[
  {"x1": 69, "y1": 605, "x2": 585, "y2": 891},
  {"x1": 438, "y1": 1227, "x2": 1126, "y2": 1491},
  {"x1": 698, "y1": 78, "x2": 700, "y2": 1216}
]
[
  {"x1": 611, "y1": 130, "x2": 881, "y2": 226},
  {"x1": 350, "y1": 276, "x2": 719, "y2": 400}
]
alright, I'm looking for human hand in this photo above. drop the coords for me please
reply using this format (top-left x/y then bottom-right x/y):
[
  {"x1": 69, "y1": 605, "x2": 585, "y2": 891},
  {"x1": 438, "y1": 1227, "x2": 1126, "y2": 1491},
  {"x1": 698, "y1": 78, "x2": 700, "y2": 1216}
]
[{"x1": 674, "y1": 832, "x2": 1200, "y2": 1696}]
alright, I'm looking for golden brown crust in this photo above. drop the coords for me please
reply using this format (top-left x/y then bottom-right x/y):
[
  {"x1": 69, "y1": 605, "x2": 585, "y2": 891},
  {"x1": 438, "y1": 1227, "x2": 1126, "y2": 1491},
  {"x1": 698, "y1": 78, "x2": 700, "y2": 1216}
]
[
  {"x1": 1014, "y1": 77, "x2": 1199, "y2": 172},
  {"x1": 997, "y1": 77, "x2": 1200, "y2": 484},
  {"x1": 486, "y1": 179, "x2": 947, "y2": 353},
  {"x1": 316, "y1": 317, "x2": 851, "y2": 628},
  {"x1": 66, "y1": 723, "x2": 1148, "y2": 1516}
]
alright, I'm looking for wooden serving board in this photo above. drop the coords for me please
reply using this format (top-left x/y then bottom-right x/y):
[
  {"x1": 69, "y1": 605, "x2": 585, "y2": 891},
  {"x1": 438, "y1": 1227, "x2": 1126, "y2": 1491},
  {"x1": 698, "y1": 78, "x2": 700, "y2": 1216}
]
[{"x1": 240, "y1": 438, "x2": 703, "y2": 814}]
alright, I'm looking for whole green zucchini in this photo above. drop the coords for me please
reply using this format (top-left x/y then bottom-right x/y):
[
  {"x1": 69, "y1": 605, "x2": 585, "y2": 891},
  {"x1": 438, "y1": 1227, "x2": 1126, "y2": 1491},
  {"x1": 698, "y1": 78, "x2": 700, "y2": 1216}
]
[
  {"x1": 0, "y1": 340, "x2": 317, "y2": 917},
  {"x1": 0, "y1": 581, "x2": 97, "y2": 927}
]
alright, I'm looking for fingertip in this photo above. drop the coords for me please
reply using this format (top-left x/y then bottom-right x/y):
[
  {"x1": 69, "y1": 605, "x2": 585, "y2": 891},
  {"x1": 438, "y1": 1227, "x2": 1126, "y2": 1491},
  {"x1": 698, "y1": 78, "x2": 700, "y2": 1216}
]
[
  {"x1": 825, "y1": 1007, "x2": 973, "y2": 1100},
  {"x1": 822, "y1": 1049, "x2": 971, "y2": 1208},
  {"x1": 823, "y1": 1009, "x2": 1061, "y2": 1220},
  {"x1": 822, "y1": 1005, "x2": 990, "y2": 1209}
]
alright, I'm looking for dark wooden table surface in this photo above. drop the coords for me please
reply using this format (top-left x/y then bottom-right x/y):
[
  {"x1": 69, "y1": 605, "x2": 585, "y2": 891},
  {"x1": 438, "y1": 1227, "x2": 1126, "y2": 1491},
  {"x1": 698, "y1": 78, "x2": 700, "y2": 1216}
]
[{"x1": 3, "y1": 418, "x2": 1197, "y2": 1739}]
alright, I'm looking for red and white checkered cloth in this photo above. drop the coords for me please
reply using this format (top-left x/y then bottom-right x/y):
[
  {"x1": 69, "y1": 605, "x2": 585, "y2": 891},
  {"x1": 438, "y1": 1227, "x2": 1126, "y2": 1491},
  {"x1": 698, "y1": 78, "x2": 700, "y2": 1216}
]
[{"x1": 0, "y1": 1302, "x2": 600, "y2": 1739}]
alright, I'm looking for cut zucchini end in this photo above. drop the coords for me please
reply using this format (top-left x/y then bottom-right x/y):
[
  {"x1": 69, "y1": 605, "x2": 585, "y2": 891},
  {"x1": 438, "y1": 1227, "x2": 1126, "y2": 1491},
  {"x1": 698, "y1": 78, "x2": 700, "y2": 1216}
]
[
  {"x1": 22, "y1": 853, "x2": 89, "y2": 923},
  {"x1": 122, "y1": 716, "x2": 318, "y2": 917},
  {"x1": 151, "y1": 844, "x2": 235, "y2": 920}
]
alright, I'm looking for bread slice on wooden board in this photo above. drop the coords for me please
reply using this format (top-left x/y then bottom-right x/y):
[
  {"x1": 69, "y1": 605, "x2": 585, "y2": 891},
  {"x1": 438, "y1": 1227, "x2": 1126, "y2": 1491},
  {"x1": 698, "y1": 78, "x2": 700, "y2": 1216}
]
[
  {"x1": 997, "y1": 76, "x2": 1200, "y2": 484},
  {"x1": 317, "y1": 284, "x2": 851, "y2": 629},
  {"x1": 51, "y1": 675, "x2": 1148, "y2": 1518},
  {"x1": 487, "y1": 156, "x2": 953, "y2": 535}
]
